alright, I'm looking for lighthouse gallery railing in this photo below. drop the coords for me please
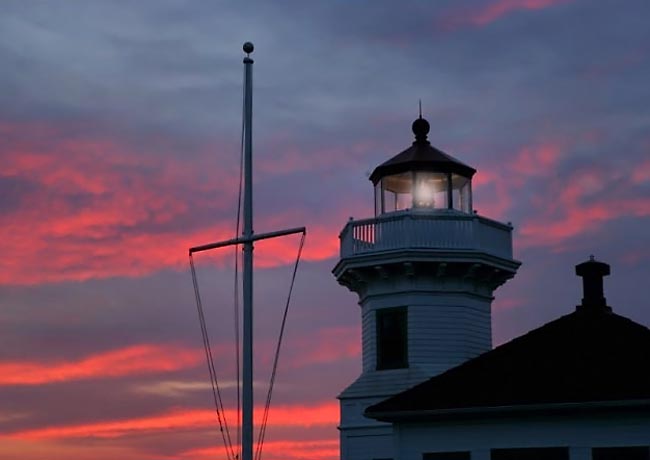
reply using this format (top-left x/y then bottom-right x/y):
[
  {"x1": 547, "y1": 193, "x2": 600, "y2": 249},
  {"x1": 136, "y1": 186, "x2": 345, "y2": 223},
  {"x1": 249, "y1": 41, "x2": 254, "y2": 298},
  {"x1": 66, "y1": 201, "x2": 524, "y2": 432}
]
[{"x1": 339, "y1": 211, "x2": 514, "y2": 260}]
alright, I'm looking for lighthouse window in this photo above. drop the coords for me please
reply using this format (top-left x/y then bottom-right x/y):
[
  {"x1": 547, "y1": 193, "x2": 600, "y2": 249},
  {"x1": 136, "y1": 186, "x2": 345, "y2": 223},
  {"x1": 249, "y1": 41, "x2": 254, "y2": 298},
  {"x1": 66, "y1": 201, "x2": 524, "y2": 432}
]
[
  {"x1": 375, "y1": 182, "x2": 383, "y2": 216},
  {"x1": 381, "y1": 172, "x2": 413, "y2": 213},
  {"x1": 451, "y1": 174, "x2": 472, "y2": 213},
  {"x1": 376, "y1": 307, "x2": 408, "y2": 370},
  {"x1": 423, "y1": 452, "x2": 470, "y2": 460},
  {"x1": 592, "y1": 447, "x2": 650, "y2": 460},
  {"x1": 491, "y1": 447, "x2": 569, "y2": 460}
]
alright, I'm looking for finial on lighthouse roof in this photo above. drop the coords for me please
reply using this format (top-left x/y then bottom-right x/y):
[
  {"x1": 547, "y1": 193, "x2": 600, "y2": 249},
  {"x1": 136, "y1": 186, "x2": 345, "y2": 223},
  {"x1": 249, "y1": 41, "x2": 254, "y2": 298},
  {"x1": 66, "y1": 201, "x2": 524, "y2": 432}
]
[
  {"x1": 243, "y1": 42, "x2": 254, "y2": 55},
  {"x1": 412, "y1": 101, "x2": 430, "y2": 143},
  {"x1": 412, "y1": 116, "x2": 430, "y2": 143}
]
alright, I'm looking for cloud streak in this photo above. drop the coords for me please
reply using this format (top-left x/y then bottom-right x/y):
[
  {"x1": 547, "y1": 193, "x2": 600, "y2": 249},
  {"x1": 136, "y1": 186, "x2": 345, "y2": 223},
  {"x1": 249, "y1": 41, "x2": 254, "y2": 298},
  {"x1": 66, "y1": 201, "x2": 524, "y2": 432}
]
[
  {"x1": 8, "y1": 402, "x2": 338, "y2": 440},
  {"x1": 2, "y1": 2, "x2": 650, "y2": 460},
  {"x1": 437, "y1": 0, "x2": 572, "y2": 31},
  {"x1": 0, "y1": 120, "x2": 345, "y2": 285},
  {"x1": 0, "y1": 344, "x2": 201, "y2": 386},
  {"x1": 179, "y1": 439, "x2": 339, "y2": 460}
]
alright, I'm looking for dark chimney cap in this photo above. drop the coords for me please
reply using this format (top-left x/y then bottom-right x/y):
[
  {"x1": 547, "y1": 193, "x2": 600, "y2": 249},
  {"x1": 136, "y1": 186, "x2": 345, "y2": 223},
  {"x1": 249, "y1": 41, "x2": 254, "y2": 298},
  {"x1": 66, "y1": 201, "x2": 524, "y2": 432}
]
[{"x1": 575, "y1": 256, "x2": 612, "y2": 313}]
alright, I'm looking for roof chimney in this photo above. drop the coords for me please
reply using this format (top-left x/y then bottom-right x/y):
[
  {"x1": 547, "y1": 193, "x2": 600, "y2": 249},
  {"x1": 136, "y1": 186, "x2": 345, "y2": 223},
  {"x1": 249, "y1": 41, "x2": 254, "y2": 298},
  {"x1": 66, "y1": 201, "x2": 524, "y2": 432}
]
[{"x1": 575, "y1": 256, "x2": 612, "y2": 313}]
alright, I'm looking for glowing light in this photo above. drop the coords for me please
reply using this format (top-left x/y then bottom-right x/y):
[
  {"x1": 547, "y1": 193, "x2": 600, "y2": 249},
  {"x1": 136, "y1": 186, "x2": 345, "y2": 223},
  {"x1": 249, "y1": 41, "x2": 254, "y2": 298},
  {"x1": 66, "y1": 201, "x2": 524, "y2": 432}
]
[{"x1": 414, "y1": 182, "x2": 434, "y2": 207}]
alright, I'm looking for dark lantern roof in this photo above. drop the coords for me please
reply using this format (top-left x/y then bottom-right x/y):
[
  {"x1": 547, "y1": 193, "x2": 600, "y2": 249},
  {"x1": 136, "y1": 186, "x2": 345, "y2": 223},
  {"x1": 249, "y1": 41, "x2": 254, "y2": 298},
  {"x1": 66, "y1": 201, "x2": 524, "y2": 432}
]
[
  {"x1": 366, "y1": 259, "x2": 650, "y2": 422},
  {"x1": 369, "y1": 117, "x2": 476, "y2": 185}
]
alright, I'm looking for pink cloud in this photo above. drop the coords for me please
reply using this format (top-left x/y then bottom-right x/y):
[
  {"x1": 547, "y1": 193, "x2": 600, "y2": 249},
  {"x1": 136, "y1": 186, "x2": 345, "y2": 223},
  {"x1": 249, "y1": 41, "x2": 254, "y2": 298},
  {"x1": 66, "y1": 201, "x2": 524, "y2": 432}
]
[
  {"x1": 632, "y1": 159, "x2": 650, "y2": 185},
  {"x1": 580, "y1": 46, "x2": 648, "y2": 80},
  {"x1": 287, "y1": 326, "x2": 360, "y2": 368},
  {"x1": 258, "y1": 137, "x2": 378, "y2": 176},
  {"x1": 493, "y1": 296, "x2": 526, "y2": 311},
  {"x1": 470, "y1": 0, "x2": 571, "y2": 26},
  {"x1": 510, "y1": 142, "x2": 562, "y2": 177},
  {"x1": 179, "y1": 439, "x2": 339, "y2": 460},
  {"x1": 473, "y1": 141, "x2": 565, "y2": 220},
  {"x1": 8, "y1": 402, "x2": 338, "y2": 440},
  {"x1": 472, "y1": 168, "x2": 515, "y2": 220},
  {"x1": 0, "y1": 121, "x2": 352, "y2": 285},
  {"x1": 518, "y1": 163, "x2": 650, "y2": 249},
  {"x1": 438, "y1": 0, "x2": 572, "y2": 31},
  {"x1": 0, "y1": 344, "x2": 202, "y2": 385},
  {"x1": 0, "y1": 439, "x2": 151, "y2": 460},
  {"x1": 473, "y1": 138, "x2": 650, "y2": 251}
]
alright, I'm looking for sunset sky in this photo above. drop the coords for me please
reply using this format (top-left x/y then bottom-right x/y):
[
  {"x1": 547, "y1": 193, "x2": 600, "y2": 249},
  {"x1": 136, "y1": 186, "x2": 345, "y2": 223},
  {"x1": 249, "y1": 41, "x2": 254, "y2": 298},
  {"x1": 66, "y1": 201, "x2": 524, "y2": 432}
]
[{"x1": 1, "y1": 1, "x2": 650, "y2": 459}]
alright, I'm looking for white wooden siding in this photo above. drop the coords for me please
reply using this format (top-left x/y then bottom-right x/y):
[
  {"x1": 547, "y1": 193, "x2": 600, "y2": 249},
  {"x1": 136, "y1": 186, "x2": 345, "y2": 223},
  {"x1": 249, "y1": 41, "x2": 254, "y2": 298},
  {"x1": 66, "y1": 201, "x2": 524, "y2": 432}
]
[{"x1": 395, "y1": 413, "x2": 650, "y2": 460}]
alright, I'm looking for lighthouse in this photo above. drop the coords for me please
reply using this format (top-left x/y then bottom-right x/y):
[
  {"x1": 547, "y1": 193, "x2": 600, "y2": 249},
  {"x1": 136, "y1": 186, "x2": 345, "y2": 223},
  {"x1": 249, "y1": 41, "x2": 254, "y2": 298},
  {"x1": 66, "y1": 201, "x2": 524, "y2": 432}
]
[{"x1": 333, "y1": 116, "x2": 521, "y2": 460}]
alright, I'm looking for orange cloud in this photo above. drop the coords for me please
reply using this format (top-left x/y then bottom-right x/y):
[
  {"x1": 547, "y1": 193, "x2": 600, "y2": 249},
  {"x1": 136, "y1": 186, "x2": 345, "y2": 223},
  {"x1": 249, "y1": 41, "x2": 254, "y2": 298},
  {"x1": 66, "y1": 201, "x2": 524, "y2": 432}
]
[
  {"x1": 9, "y1": 402, "x2": 338, "y2": 440},
  {"x1": 0, "y1": 344, "x2": 202, "y2": 385}
]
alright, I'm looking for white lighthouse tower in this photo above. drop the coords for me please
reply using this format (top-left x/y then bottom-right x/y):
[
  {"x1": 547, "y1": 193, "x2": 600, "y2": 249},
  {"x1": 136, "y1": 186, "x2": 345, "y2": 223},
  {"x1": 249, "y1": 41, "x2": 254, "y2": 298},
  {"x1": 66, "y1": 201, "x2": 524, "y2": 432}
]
[{"x1": 333, "y1": 116, "x2": 521, "y2": 460}]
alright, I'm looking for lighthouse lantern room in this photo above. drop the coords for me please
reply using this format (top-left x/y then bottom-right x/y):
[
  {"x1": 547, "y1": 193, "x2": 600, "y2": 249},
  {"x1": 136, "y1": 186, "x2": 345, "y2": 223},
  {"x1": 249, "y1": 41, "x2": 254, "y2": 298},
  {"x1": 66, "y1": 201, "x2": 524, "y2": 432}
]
[{"x1": 371, "y1": 117, "x2": 474, "y2": 215}]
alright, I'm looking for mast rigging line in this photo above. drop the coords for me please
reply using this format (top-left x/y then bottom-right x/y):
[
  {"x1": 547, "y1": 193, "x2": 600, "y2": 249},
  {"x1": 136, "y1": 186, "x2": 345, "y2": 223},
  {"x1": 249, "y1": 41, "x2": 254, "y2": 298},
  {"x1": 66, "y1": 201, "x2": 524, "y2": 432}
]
[
  {"x1": 233, "y1": 66, "x2": 247, "y2": 458},
  {"x1": 189, "y1": 254, "x2": 237, "y2": 460},
  {"x1": 255, "y1": 231, "x2": 306, "y2": 460},
  {"x1": 188, "y1": 226, "x2": 306, "y2": 460},
  {"x1": 188, "y1": 41, "x2": 308, "y2": 460}
]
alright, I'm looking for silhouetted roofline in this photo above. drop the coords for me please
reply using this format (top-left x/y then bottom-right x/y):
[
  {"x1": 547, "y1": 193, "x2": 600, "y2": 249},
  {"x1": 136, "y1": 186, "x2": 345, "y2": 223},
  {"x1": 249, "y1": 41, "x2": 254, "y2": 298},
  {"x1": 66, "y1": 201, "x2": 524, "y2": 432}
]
[
  {"x1": 367, "y1": 398, "x2": 650, "y2": 423},
  {"x1": 369, "y1": 142, "x2": 476, "y2": 184}
]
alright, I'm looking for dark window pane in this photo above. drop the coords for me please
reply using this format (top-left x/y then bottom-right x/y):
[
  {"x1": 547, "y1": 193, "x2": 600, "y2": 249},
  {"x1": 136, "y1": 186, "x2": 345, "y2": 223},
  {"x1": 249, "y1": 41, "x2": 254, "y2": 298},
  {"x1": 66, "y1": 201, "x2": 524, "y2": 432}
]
[
  {"x1": 423, "y1": 452, "x2": 470, "y2": 460},
  {"x1": 376, "y1": 307, "x2": 407, "y2": 370},
  {"x1": 593, "y1": 447, "x2": 650, "y2": 460},
  {"x1": 491, "y1": 447, "x2": 569, "y2": 460}
]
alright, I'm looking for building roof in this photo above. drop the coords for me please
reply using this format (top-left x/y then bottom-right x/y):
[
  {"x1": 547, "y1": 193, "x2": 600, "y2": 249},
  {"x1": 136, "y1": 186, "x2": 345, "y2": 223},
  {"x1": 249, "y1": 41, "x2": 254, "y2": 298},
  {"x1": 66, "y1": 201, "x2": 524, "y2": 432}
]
[
  {"x1": 366, "y1": 259, "x2": 650, "y2": 421},
  {"x1": 369, "y1": 118, "x2": 476, "y2": 184}
]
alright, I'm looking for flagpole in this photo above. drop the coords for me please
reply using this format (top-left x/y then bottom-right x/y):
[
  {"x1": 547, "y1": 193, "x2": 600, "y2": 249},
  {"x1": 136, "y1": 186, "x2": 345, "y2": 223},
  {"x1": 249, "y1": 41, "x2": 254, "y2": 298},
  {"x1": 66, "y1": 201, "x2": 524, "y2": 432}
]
[{"x1": 241, "y1": 41, "x2": 254, "y2": 460}]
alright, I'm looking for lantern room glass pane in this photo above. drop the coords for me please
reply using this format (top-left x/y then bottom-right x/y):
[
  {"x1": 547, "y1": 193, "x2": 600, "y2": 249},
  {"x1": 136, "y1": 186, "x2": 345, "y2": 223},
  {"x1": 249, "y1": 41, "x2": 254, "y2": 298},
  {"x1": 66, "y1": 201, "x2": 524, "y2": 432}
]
[
  {"x1": 375, "y1": 181, "x2": 382, "y2": 216},
  {"x1": 414, "y1": 172, "x2": 448, "y2": 209},
  {"x1": 382, "y1": 172, "x2": 412, "y2": 212},
  {"x1": 451, "y1": 173, "x2": 472, "y2": 213}
]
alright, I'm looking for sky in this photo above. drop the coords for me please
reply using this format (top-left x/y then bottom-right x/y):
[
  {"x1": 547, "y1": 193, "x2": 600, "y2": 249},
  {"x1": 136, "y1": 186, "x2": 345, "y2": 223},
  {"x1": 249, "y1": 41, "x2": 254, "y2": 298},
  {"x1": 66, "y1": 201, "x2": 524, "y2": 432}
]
[{"x1": 1, "y1": 0, "x2": 649, "y2": 459}]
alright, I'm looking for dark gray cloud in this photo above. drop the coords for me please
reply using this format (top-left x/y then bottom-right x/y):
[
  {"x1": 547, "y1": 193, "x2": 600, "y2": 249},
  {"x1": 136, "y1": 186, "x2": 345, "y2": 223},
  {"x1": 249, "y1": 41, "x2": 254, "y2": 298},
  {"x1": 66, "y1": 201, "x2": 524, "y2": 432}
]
[{"x1": 2, "y1": 1, "x2": 650, "y2": 457}]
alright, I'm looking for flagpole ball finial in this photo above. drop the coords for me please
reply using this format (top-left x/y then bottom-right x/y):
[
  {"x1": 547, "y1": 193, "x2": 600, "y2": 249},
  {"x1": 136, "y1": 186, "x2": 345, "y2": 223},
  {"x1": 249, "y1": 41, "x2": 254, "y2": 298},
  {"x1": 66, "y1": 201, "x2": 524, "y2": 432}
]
[{"x1": 243, "y1": 42, "x2": 254, "y2": 54}]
